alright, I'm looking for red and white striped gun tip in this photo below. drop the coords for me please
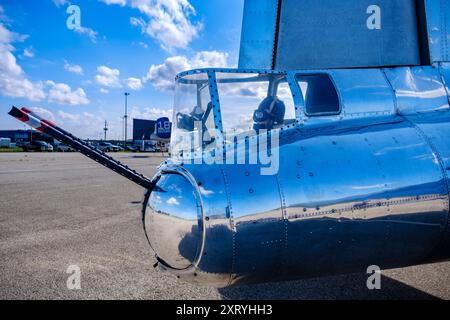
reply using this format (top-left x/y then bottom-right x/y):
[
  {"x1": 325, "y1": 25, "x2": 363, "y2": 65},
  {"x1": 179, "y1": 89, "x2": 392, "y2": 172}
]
[
  {"x1": 20, "y1": 107, "x2": 57, "y2": 128},
  {"x1": 8, "y1": 106, "x2": 52, "y2": 133}
]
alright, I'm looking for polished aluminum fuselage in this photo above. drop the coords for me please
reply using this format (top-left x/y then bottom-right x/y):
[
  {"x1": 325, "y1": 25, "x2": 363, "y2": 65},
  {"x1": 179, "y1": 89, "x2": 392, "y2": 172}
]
[{"x1": 143, "y1": 66, "x2": 450, "y2": 287}]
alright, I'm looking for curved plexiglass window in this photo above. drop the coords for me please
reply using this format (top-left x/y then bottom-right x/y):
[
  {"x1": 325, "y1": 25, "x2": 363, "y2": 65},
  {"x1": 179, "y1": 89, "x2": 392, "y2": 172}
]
[
  {"x1": 171, "y1": 71, "x2": 296, "y2": 158},
  {"x1": 215, "y1": 72, "x2": 295, "y2": 142},
  {"x1": 171, "y1": 72, "x2": 214, "y2": 157}
]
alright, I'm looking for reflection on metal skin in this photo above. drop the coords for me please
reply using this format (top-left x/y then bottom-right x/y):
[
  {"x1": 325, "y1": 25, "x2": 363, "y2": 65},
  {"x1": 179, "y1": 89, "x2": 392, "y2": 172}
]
[
  {"x1": 143, "y1": 111, "x2": 450, "y2": 287},
  {"x1": 139, "y1": 63, "x2": 450, "y2": 287}
]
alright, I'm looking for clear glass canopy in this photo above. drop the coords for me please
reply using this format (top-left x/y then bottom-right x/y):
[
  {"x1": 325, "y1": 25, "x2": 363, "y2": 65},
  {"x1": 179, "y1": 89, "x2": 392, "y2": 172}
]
[{"x1": 171, "y1": 70, "x2": 295, "y2": 158}]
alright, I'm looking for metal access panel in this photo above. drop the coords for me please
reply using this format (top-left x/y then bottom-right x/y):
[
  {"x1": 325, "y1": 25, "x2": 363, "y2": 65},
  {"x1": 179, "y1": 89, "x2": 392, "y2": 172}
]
[{"x1": 275, "y1": 0, "x2": 421, "y2": 69}]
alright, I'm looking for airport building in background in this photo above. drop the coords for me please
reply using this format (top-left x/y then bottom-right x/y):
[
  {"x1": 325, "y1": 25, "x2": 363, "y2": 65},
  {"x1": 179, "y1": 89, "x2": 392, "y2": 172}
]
[
  {"x1": 132, "y1": 118, "x2": 171, "y2": 151},
  {"x1": 0, "y1": 130, "x2": 53, "y2": 143},
  {"x1": 0, "y1": 118, "x2": 170, "y2": 148},
  {"x1": 132, "y1": 118, "x2": 156, "y2": 142}
]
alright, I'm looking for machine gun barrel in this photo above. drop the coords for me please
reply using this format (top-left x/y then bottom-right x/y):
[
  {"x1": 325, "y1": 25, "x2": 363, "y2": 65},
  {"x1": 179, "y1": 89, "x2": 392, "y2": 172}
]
[{"x1": 8, "y1": 106, "x2": 155, "y2": 190}]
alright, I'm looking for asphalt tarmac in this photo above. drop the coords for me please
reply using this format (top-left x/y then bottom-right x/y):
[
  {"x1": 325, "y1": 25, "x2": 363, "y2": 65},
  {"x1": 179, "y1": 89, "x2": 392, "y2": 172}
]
[{"x1": 0, "y1": 153, "x2": 449, "y2": 300}]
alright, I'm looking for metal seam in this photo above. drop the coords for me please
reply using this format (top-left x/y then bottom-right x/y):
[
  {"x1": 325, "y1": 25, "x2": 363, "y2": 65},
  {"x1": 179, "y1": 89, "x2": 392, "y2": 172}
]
[
  {"x1": 381, "y1": 68, "x2": 400, "y2": 114},
  {"x1": 271, "y1": 0, "x2": 282, "y2": 69},
  {"x1": 219, "y1": 166, "x2": 235, "y2": 286},
  {"x1": 438, "y1": 63, "x2": 450, "y2": 102},
  {"x1": 441, "y1": 0, "x2": 448, "y2": 60},
  {"x1": 275, "y1": 174, "x2": 288, "y2": 268},
  {"x1": 401, "y1": 115, "x2": 450, "y2": 231}
]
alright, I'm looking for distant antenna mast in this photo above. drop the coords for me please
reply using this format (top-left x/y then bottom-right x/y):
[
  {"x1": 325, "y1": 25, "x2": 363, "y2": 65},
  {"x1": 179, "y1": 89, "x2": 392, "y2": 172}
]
[
  {"x1": 103, "y1": 120, "x2": 108, "y2": 141},
  {"x1": 124, "y1": 92, "x2": 130, "y2": 146}
]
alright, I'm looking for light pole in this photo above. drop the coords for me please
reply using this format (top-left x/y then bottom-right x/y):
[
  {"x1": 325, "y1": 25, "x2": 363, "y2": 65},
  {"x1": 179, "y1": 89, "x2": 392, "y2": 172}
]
[{"x1": 124, "y1": 92, "x2": 130, "y2": 146}]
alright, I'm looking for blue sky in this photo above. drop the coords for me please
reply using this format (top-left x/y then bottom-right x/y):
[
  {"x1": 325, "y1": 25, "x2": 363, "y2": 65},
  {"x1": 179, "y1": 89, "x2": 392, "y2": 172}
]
[{"x1": 0, "y1": 0, "x2": 244, "y2": 139}]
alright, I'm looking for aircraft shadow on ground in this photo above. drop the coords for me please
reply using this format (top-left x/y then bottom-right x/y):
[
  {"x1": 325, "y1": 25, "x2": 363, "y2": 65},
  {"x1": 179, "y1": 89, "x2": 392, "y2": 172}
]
[{"x1": 218, "y1": 273, "x2": 440, "y2": 300}]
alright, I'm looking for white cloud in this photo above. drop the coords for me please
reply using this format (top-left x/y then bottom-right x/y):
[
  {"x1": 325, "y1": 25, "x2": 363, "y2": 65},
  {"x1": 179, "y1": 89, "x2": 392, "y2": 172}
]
[
  {"x1": 144, "y1": 50, "x2": 229, "y2": 91},
  {"x1": 143, "y1": 56, "x2": 188, "y2": 91},
  {"x1": 95, "y1": 67, "x2": 143, "y2": 90},
  {"x1": 125, "y1": 77, "x2": 143, "y2": 90},
  {"x1": 101, "y1": 0, "x2": 126, "y2": 5},
  {"x1": 53, "y1": 110, "x2": 109, "y2": 140},
  {"x1": 166, "y1": 197, "x2": 180, "y2": 206},
  {"x1": 20, "y1": 106, "x2": 110, "y2": 140},
  {"x1": 0, "y1": 22, "x2": 28, "y2": 43},
  {"x1": 52, "y1": 0, "x2": 70, "y2": 7},
  {"x1": 78, "y1": 112, "x2": 105, "y2": 135},
  {"x1": 95, "y1": 65, "x2": 121, "y2": 88},
  {"x1": 56, "y1": 109, "x2": 108, "y2": 139},
  {"x1": 138, "y1": 41, "x2": 148, "y2": 49},
  {"x1": 0, "y1": 75, "x2": 46, "y2": 101},
  {"x1": 74, "y1": 26, "x2": 98, "y2": 43},
  {"x1": 30, "y1": 107, "x2": 55, "y2": 121},
  {"x1": 0, "y1": 23, "x2": 46, "y2": 101},
  {"x1": 130, "y1": 106, "x2": 172, "y2": 120},
  {"x1": 130, "y1": 16, "x2": 146, "y2": 29},
  {"x1": 64, "y1": 61, "x2": 83, "y2": 75},
  {"x1": 190, "y1": 51, "x2": 230, "y2": 68},
  {"x1": 199, "y1": 186, "x2": 214, "y2": 196},
  {"x1": 101, "y1": 0, "x2": 202, "y2": 52},
  {"x1": 57, "y1": 110, "x2": 80, "y2": 122},
  {"x1": 22, "y1": 48, "x2": 34, "y2": 58},
  {"x1": 0, "y1": 11, "x2": 81, "y2": 105},
  {"x1": 46, "y1": 81, "x2": 90, "y2": 105}
]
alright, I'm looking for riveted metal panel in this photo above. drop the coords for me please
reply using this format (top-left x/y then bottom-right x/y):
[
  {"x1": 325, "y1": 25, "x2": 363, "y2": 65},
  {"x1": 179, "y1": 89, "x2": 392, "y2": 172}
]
[
  {"x1": 180, "y1": 163, "x2": 234, "y2": 286},
  {"x1": 440, "y1": 62, "x2": 450, "y2": 99},
  {"x1": 407, "y1": 111, "x2": 450, "y2": 193},
  {"x1": 425, "y1": 0, "x2": 450, "y2": 63},
  {"x1": 288, "y1": 69, "x2": 396, "y2": 124},
  {"x1": 276, "y1": 118, "x2": 448, "y2": 278},
  {"x1": 221, "y1": 163, "x2": 284, "y2": 283},
  {"x1": 328, "y1": 69, "x2": 396, "y2": 117},
  {"x1": 404, "y1": 111, "x2": 450, "y2": 260},
  {"x1": 238, "y1": 0, "x2": 279, "y2": 69},
  {"x1": 275, "y1": 0, "x2": 420, "y2": 69},
  {"x1": 148, "y1": 68, "x2": 450, "y2": 286},
  {"x1": 384, "y1": 66, "x2": 450, "y2": 114}
]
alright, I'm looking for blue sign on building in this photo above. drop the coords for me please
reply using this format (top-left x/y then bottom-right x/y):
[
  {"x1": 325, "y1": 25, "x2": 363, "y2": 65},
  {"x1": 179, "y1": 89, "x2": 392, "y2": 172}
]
[{"x1": 155, "y1": 117, "x2": 171, "y2": 140}]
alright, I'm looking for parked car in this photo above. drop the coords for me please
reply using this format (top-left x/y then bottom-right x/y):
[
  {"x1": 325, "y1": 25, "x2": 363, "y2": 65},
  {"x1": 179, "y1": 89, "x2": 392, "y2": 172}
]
[
  {"x1": 22, "y1": 141, "x2": 53, "y2": 152},
  {"x1": 110, "y1": 144, "x2": 121, "y2": 152},
  {"x1": 96, "y1": 142, "x2": 120, "y2": 152},
  {"x1": 15, "y1": 141, "x2": 27, "y2": 148},
  {"x1": 0, "y1": 138, "x2": 11, "y2": 148},
  {"x1": 139, "y1": 141, "x2": 158, "y2": 152},
  {"x1": 55, "y1": 144, "x2": 74, "y2": 152},
  {"x1": 141, "y1": 145, "x2": 157, "y2": 152},
  {"x1": 125, "y1": 145, "x2": 139, "y2": 152}
]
